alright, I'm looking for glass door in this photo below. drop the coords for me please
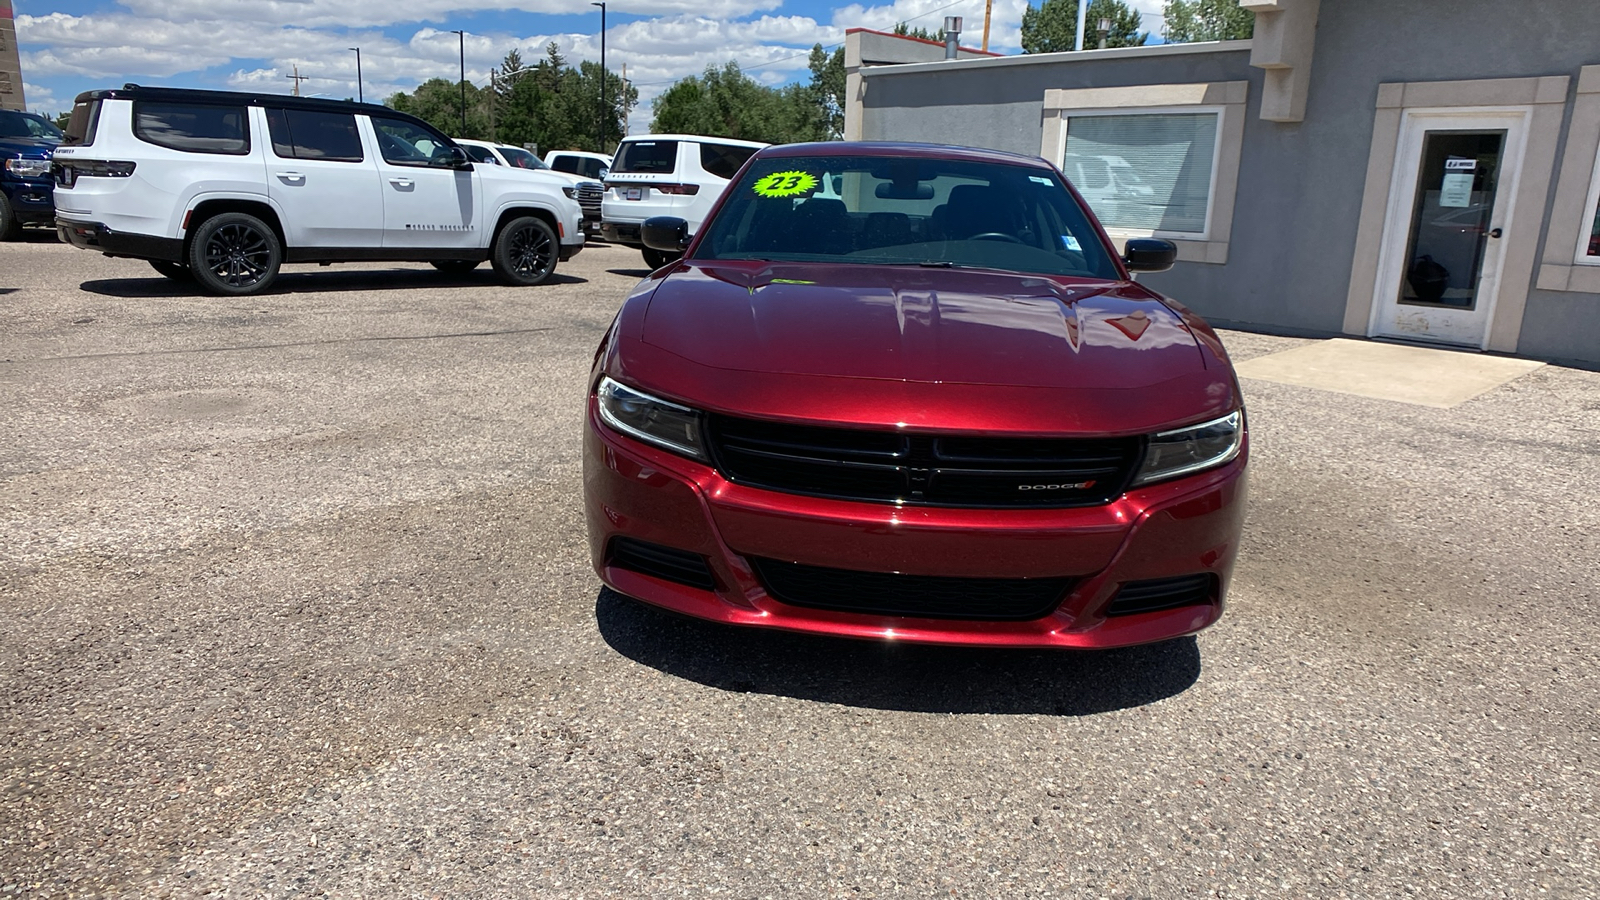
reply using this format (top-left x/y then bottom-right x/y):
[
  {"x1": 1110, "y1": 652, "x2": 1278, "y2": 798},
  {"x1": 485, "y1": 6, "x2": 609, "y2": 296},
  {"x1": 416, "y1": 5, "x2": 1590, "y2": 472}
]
[{"x1": 1372, "y1": 110, "x2": 1528, "y2": 348}]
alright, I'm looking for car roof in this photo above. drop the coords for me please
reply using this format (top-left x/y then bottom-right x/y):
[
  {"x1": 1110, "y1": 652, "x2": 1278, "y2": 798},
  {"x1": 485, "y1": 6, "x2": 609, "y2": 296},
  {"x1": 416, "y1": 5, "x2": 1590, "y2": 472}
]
[
  {"x1": 72, "y1": 84, "x2": 436, "y2": 131},
  {"x1": 618, "y1": 134, "x2": 768, "y2": 149},
  {"x1": 756, "y1": 141, "x2": 1053, "y2": 170}
]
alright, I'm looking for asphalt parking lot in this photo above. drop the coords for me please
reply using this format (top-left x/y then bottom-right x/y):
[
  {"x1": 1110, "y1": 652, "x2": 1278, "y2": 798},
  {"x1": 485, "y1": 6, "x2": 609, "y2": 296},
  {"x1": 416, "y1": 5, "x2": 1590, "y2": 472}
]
[{"x1": 2, "y1": 234, "x2": 1597, "y2": 898}]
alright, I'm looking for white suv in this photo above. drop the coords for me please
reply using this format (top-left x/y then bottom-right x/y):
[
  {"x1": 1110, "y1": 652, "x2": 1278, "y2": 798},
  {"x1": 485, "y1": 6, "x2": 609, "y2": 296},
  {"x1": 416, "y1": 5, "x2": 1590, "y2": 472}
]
[
  {"x1": 600, "y1": 134, "x2": 765, "y2": 268},
  {"x1": 456, "y1": 139, "x2": 603, "y2": 238},
  {"x1": 52, "y1": 86, "x2": 584, "y2": 295}
]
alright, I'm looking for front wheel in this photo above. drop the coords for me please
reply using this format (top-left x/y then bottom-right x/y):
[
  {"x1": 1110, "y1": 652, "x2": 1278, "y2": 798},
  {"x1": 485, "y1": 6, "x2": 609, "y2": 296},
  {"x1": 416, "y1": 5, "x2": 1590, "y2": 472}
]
[
  {"x1": 188, "y1": 213, "x2": 282, "y2": 296},
  {"x1": 490, "y1": 217, "x2": 558, "y2": 286},
  {"x1": 642, "y1": 247, "x2": 679, "y2": 270},
  {"x1": 150, "y1": 260, "x2": 192, "y2": 281}
]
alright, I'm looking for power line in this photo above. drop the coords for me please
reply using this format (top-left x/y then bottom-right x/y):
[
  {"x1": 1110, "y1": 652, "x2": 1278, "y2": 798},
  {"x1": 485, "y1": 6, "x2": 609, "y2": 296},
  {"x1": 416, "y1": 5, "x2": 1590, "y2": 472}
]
[{"x1": 626, "y1": 0, "x2": 978, "y2": 87}]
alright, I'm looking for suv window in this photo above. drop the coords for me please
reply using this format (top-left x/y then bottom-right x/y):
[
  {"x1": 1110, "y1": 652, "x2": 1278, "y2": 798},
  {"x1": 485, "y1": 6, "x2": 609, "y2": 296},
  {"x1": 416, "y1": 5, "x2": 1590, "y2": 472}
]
[
  {"x1": 614, "y1": 140, "x2": 677, "y2": 174},
  {"x1": 463, "y1": 145, "x2": 500, "y2": 164},
  {"x1": 371, "y1": 117, "x2": 455, "y2": 167},
  {"x1": 500, "y1": 146, "x2": 546, "y2": 169},
  {"x1": 550, "y1": 155, "x2": 579, "y2": 174},
  {"x1": 133, "y1": 102, "x2": 249, "y2": 155},
  {"x1": 265, "y1": 108, "x2": 363, "y2": 162},
  {"x1": 62, "y1": 100, "x2": 101, "y2": 146},
  {"x1": 699, "y1": 143, "x2": 756, "y2": 180}
]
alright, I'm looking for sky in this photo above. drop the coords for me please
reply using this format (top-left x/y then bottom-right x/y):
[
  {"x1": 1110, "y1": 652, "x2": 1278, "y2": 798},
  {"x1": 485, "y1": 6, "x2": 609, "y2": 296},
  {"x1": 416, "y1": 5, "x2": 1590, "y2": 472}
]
[{"x1": 12, "y1": 0, "x2": 1170, "y2": 133}]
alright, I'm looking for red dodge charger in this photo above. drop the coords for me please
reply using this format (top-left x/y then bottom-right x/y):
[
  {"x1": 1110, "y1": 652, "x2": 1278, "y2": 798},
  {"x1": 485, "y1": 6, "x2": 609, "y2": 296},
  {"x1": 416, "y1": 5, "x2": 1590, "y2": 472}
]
[{"x1": 584, "y1": 142, "x2": 1247, "y2": 649}]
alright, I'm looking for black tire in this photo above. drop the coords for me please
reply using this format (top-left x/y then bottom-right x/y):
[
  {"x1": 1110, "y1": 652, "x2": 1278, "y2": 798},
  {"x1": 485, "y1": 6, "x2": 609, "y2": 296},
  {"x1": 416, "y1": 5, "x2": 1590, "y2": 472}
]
[
  {"x1": 490, "y1": 216, "x2": 558, "y2": 286},
  {"x1": 642, "y1": 247, "x2": 679, "y2": 270},
  {"x1": 187, "y1": 212, "x2": 282, "y2": 296},
  {"x1": 430, "y1": 260, "x2": 480, "y2": 274},
  {"x1": 0, "y1": 193, "x2": 23, "y2": 242},
  {"x1": 149, "y1": 260, "x2": 192, "y2": 281}
]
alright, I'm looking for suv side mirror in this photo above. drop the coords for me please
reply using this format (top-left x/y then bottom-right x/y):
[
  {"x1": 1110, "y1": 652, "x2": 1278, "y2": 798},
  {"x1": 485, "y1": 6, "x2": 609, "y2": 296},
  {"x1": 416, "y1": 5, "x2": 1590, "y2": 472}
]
[
  {"x1": 440, "y1": 146, "x2": 472, "y2": 170},
  {"x1": 1123, "y1": 238, "x2": 1178, "y2": 273},
  {"x1": 642, "y1": 216, "x2": 690, "y2": 252}
]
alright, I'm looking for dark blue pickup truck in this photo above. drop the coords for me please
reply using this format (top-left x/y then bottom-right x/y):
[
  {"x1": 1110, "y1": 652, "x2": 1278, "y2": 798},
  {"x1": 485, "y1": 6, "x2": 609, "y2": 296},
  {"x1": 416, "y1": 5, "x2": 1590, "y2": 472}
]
[{"x1": 0, "y1": 109, "x2": 62, "y2": 241}]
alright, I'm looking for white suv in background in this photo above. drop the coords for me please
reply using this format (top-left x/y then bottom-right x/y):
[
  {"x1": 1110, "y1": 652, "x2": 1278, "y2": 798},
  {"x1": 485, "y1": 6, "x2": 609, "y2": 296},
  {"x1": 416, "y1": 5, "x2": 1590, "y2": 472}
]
[
  {"x1": 456, "y1": 139, "x2": 604, "y2": 238},
  {"x1": 544, "y1": 150, "x2": 611, "y2": 182},
  {"x1": 600, "y1": 134, "x2": 765, "y2": 268},
  {"x1": 52, "y1": 86, "x2": 584, "y2": 295}
]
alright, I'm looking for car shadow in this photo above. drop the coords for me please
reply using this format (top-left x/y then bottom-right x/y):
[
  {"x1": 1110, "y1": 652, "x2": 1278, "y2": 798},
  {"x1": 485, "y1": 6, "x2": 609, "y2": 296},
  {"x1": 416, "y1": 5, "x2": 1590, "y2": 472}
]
[
  {"x1": 594, "y1": 588, "x2": 1201, "y2": 716},
  {"x1": 78, "y1": 269, "x2": 587, "y2": 298},
  {"x1": 606, "y1": 268, "x2": 654, "y2": 278},
  {"x1": 10, "y1": 229, "x2": 63, "y2": 244}
]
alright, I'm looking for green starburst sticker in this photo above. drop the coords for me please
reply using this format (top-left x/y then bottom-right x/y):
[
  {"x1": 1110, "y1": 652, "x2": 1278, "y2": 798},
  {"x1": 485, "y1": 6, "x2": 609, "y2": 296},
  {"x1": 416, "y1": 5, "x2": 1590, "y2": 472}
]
[{"x1": 752, "y1": 170, "x2": 819, "y2": 198}]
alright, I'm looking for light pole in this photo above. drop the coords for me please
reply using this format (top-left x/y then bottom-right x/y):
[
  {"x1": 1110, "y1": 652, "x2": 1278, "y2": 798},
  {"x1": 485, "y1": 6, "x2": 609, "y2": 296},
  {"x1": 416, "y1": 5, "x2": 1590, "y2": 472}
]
[
  {"x1": 450, "y1": 29, "x2": 467, "y2": 134},
  {"x1": 348, "y1": 47, "x2": 363, "y2": 102},
  {"x1": 592, "y1": 1, "x2": 606, "y2": 154}
]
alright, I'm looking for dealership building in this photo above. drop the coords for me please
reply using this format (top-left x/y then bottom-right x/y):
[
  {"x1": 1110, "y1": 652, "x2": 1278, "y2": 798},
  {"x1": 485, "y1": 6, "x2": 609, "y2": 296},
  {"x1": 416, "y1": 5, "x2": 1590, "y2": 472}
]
[
  {"x1": 844, "y1": 0, "x2": 1600, "y2": 368},
  {"x1": 0, "y1": 0, "x2": 23, "y2": 111}
]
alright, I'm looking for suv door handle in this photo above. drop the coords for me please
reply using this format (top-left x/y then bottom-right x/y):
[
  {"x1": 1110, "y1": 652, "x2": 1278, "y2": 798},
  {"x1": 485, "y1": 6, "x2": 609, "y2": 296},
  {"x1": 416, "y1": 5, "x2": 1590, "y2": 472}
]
[
  {"x1": 276, "y1": 172, "x2": 306, "y2": 184},
  {"x1": 389, "y1": 178, "x2": 414, "y2": 190}
]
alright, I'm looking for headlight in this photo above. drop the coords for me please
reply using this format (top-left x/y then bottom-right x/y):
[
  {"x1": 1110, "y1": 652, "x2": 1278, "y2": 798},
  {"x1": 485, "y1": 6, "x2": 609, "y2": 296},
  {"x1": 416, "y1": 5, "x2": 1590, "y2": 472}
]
[
  {"x1": 6, "y1": 158, "x2": 52, "y2": 178},
  {"x1": 1131, "y1": 410, "x2": 1243, "y2": 486},
  {"x1": 562, "y1": 186, "x2": 577, "y2": 199},
  {"x1": 595, "y1": 376, "x2": 708, "y2": 461}
]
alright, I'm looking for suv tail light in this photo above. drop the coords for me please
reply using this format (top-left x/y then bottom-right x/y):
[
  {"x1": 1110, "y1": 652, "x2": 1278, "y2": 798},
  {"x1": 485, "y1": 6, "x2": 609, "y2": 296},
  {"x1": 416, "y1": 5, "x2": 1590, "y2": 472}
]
[
  {"x1": 55, "y1": 159, "x2": 137, "y2": 187},
  {"x1": 652, "y1": 183, "x2": 699, "y2": 195}
]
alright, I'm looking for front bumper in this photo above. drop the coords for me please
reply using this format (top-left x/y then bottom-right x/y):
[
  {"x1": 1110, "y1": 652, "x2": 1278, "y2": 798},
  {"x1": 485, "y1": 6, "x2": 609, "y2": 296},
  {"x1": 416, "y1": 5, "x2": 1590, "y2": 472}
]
[
  {"x1": 584, "y1": 399, "x2": 1248, "y2": 650},
  {"x1": 56, "y1": 218, "x2": 184, "y2": 262},
  {"x1": 3, "y1": 177, "x2": 57, "y2": 225}
]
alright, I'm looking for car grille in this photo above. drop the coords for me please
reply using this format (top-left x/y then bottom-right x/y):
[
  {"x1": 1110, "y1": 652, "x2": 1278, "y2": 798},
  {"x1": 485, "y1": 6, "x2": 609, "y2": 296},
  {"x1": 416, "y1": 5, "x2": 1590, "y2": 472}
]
[
  {"x1": 607, "y1": 537, "x2": 717, "y2": 590},
  {"x1": 706, "y1": 415, "x2": 1142, "y2": 508},
  {"x1": 575, "y1": 183, "x2": 604, "y2": 218},
  {"x1": 1104, "y1": 574, "x2": 1216, "y2": 616},
  {"x1": 751, "y1": 558, "x2": 1074, "y2": 620}
]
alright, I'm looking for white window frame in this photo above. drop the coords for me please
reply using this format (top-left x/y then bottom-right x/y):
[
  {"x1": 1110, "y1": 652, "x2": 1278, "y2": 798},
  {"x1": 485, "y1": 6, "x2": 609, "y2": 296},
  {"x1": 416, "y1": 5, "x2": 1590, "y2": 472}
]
[
  {"x1": 1040, "y1": 81, "x2": 1247, "y2": 265},
  {"x1": 1572, "y1": 142, "x2": 1600, "y2": 267},
  {"x1": 1054, "y1": 105, "x2": 1226, "y2": 243}
]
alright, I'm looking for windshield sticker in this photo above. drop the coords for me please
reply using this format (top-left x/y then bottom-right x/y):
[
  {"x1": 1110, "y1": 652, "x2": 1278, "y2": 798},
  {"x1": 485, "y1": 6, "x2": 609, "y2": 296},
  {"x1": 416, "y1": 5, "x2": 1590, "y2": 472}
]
[
  {"x1": 769, "y1": 278, "x2": 816, "y2": 285},
  {"x1": 1060, "y1": 235, "x2": 1082, "y2": 251},
  {"x1": 1029, "y1": 175, "x2": 1053, "y2": 185},
  {"x1": 752, "y1": 170, "x2": 819, "y2": 198}
]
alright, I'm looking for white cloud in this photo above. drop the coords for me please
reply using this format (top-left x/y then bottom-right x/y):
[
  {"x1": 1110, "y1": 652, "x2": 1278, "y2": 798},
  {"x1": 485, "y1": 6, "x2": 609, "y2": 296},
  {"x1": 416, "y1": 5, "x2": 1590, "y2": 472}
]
[
  {"x1": 23, "y1": 82, "x2": 59, "y2": 115},
  {"x1": 111, "y1": 0, "x2": 784, "y2": 30}
]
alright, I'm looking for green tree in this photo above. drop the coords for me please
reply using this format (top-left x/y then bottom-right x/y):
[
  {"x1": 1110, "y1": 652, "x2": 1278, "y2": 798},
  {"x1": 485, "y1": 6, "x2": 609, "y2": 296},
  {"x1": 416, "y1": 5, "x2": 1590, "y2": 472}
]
[
  {"x1": 386, "y1": 77, "x2": 490, "y2": 140},
  {"x1": 808, "y1": 44, "x2": 846, "y2": 140},
  {"x1": 1162, "y1": 0, "x2": 1254, "y2": 42},
  {"x1": 1021, "y1": 0, "x2": 1147, "y2": 53},
  {"x1": 892, "y1": 22, "x2": 946, "y2": 42},
  {"x1": 649, "y1": 62, "x2": 828, "y2": 145}
]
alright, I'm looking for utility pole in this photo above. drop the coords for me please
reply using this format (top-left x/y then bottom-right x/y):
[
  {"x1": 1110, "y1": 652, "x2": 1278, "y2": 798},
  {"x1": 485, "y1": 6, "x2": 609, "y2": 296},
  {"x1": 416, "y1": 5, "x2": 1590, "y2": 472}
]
[
  {"x1": 982, "y1": 0, "x2": 993, "y2": 53},
  {"x1": 488, "y1": 67, "x2": 496, "y2": 142},
  {"x1": 451, "y1": 29, "x2": 467, "y2": 135},
  {"x1": 349, "y1": 47, "x2": 363, "y2": 102},
  {"x1": 1074, "y1": 0, "x2": 1087, "y2": 51},
  {"x1": 591, "y1": 1, "x2": 606, "y2": 154},
  {"x1": 286, "y1": 65, "x2": 309, "y2": 96}
]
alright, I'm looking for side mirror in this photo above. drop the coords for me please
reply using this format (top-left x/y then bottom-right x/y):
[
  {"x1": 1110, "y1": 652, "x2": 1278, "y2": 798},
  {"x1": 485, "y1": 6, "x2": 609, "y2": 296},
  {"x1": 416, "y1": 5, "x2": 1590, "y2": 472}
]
[
  {"x1": 1123, "y1": 238, "x2": 1178, "y2": 273},
  {"x1": 441, "y1": 146, "x2": 473, "y2": 170},
  {"x1": 642, "y1": 216, "x2": 690, "y2": 252}
]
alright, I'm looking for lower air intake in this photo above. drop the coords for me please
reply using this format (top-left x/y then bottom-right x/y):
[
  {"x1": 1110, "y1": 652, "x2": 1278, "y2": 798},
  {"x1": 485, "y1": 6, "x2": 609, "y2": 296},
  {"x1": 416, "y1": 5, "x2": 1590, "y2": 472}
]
[
  {"x1": 608, "y1": 538, "x2": 717, "y2": 591},
  {"x1": 1105, "y1": 574, "x2": 1216, "y2": 617},
  {"x1": 751, "y1": 558, "x2": 1073, "y2": 621}
]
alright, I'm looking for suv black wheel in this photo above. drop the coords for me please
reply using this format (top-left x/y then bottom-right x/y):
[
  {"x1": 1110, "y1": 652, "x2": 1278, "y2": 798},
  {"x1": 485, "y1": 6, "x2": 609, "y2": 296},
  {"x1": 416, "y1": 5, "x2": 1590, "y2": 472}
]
[
  {"x1": 149, "y1": 260, "x2": 192, "y2": 281},
  {"x1": 0, "y1": 194, "x2": 23, "y2": 242},
  {"x1": 642, "y1": 247, "x2": 679, "y2": 270},
  {"x1": 491, "y1": 217, "x2": 558, "y2": 286},
  {"x1": 430, "y1": 260, "x2": 480, "y2": 275},
  {"x1": 188, "y1": 212, "x2": 282, "y2": 296}
]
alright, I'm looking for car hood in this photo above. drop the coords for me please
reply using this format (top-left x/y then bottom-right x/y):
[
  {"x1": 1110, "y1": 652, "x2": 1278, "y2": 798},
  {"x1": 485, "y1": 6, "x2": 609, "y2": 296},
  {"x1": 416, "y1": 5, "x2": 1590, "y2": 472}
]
[
  {"x1": 0, "y1": 136, "x2": 59, "y2": 158},
  {"x1": 639, "y1": 260, "x2": 1205, "y2": 390}
]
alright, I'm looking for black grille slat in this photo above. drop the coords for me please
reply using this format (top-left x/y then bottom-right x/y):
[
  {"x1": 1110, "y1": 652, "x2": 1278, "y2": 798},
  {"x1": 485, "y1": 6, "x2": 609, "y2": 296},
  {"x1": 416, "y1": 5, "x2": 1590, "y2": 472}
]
[
  {"x1": 708, "y1": 415, "x2": 1141, "y2": 508},
  {"x1": 1106, "y1": 574, "x2": 1215, "y2": 617},
  {"x1": 608, "y1": 538, "x2": 717, "y2": 590},
  {"x1": 752, "y1": 558, "x2": 1073, "y2": 620}
]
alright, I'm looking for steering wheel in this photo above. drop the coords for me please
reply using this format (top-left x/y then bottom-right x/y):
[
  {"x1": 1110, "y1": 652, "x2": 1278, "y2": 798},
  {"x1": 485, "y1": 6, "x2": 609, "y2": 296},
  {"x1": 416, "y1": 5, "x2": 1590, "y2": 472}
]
[{"x1": 969, "y1": 232, "x2": 1025, "y2": 244}]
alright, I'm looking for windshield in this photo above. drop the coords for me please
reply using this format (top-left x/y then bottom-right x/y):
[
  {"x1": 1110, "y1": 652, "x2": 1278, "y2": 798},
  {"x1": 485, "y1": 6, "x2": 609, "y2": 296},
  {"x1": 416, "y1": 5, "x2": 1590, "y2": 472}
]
[
  {"x1": 0, "y1": 110, "x2": 64, "y2": 141},
  {"x1": 500, "y1": 146, "x2": 547, "y2": 169},
  {"x1": 695, "y1": 154, "x2": 1119, "y2": 279}
]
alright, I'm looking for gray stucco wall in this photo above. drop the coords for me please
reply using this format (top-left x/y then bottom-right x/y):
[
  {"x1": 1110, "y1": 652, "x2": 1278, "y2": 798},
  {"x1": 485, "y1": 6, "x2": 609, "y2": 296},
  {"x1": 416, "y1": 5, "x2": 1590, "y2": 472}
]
[{"x1": 858, "y1": 0, "x2": 1600, "y2": 364}]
